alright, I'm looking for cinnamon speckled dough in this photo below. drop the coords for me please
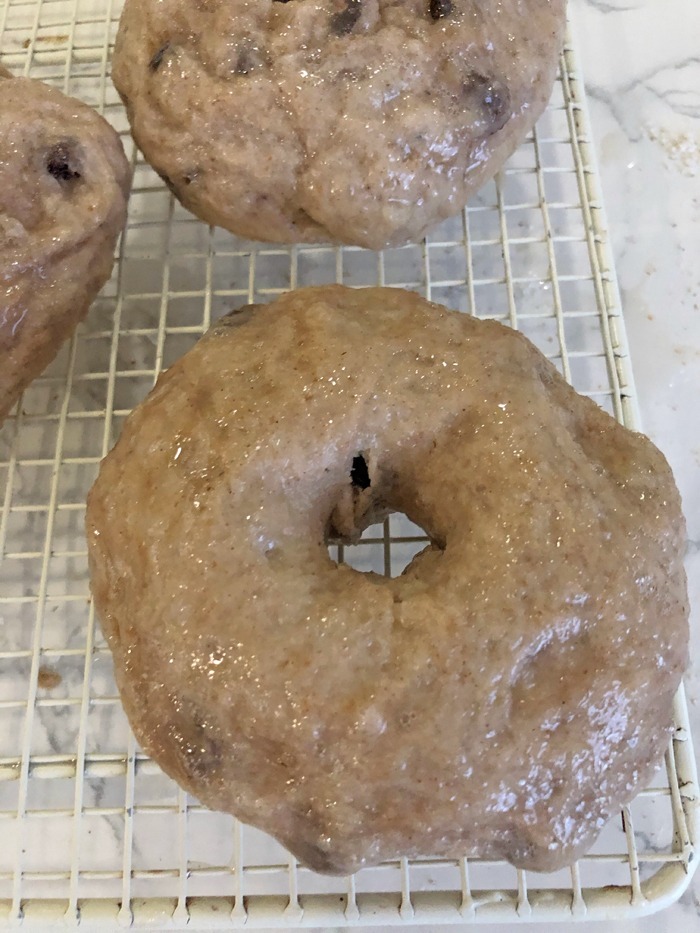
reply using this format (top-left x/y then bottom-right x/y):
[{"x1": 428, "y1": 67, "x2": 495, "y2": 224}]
[
  {"x1": 0, "y1": 67, "x2": 130, "y2": 423},
  {"x1": 112, "y1": 0, "x2": 566, "y2": 248},
  {"x1": 87, "y1": 287, "x2": 688, "y2": 874}
]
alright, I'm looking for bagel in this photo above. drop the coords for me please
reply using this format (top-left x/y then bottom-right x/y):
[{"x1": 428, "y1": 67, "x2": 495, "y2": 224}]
[
  {"x1": 0, "y1": 66, "x2": 130, "y2": 423},
  {"x1": 111, "y1": 0, "x2": 566, "y2": 248},
  {"x1": 86, "y1": 286, "x2": 688, "y2": 874}
]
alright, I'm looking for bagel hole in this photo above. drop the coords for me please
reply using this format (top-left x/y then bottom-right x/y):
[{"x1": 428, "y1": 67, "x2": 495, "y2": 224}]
[{"x1": 328, "y1": 512, "x2": 432, "y2": 578}]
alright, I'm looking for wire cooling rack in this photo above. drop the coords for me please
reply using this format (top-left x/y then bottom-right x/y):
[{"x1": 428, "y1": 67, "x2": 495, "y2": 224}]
[{"x1": 0, "y1": 0, "x2": 698, "y2": 927}]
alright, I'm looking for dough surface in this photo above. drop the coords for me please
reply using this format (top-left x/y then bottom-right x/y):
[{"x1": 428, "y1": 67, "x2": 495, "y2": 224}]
[
  {"x1": 112, "y1": 0, "x2": 566, "y2": 248},
  {"x1": 87, "y1": 286, "x2": 688, "y2": 874},
  {"x1": 0, "y1": 67, "x2": 131, "y2": 423}
]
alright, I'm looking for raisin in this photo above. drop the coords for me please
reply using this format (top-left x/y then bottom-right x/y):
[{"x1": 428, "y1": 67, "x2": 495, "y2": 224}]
[
  {"x1": 465, "y1": 73, "x2": 511, "y2": 136},
  {"x1": 149, "y1": 42, "x2": 171, "y2": 72},
  {"x1": 46, "y1": 143, "x2": 81, "y2": 183},
  {"x1": 331, "y1": 0, "x2": 362, "y2": 36},
  {"x1": 429, "y1": 0, "x2": 452, "y2": 20},
  {"x1": 350, "y1": 454, "x2": 371, "y2": 490}
]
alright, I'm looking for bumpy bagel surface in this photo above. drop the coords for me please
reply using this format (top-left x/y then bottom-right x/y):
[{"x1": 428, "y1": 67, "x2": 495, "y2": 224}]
[
  {"x1": 112, "y1": 0, "x2": 566, "y2": 248},
  {"x1": 0, "y1": 67, "x2": 130, "y2": 423},
  {"x1": 87, "y1": 286, "x2": 688, "y2": 874}
]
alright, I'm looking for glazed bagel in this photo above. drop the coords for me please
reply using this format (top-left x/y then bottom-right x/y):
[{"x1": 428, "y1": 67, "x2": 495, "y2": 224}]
[
  {"x1": 87, "y1": 286, "x2": 688, "y2": 874},
  {"x1": 0, "y1": 66, "x2": 130, "y2": 423},
  {"x1": 112, "y1": 0, "x2": 566, "y2": 248}
]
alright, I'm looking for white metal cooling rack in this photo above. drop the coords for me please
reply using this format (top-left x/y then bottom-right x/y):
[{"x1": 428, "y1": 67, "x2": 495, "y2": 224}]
[{"x1": 0, "y1": 0, "x2": 698, "y2": 927}]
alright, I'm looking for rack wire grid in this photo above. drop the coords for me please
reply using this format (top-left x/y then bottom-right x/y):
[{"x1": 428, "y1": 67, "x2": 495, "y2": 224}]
[{"x1": 0, "y1": 0, "x2": 698, "y2": 928}]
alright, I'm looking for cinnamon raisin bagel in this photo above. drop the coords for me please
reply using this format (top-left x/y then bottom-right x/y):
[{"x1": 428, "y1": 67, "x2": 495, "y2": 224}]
[
  {"x1": 112, "y1": 0, "x2": 566, "y2": 248},
  {"x1": 86, "y1": 286, "x2": 688, "y2": 874},
  {"x1": 0, "y1": 66, "x2": 131, "y2": 423}
]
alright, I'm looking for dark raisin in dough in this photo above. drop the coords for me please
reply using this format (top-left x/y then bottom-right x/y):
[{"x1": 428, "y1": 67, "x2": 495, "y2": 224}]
[
  {"x1": 331, "y1": 0, "x2": 362, "y2": 36},
  {"x1": 149, "y1": 42, "x2": 171, "y2": 71},
  {"x1": 465, "y1": 73, "x2": 511, "y2": 135},
  {"x1": 430, "y1": 0, "x2": 452, "y2": 20},
  {"x1": 46, "y1": 142, "x2": 82, "y2": 183},
  {"x1": 350, "y1": 454, "x2": 371, "y2": 490}
]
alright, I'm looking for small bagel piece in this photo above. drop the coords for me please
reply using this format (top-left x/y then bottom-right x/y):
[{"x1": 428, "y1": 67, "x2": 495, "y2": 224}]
[
  {"x1": 86, "y1": 286, "x2": 689, "y2": 874},
  {"x1": 112, "y1": 0, "x2": 567, "y2": 248},
  {"x1": 0, "y1": 66, "x2": 131, "y2": 423}
]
